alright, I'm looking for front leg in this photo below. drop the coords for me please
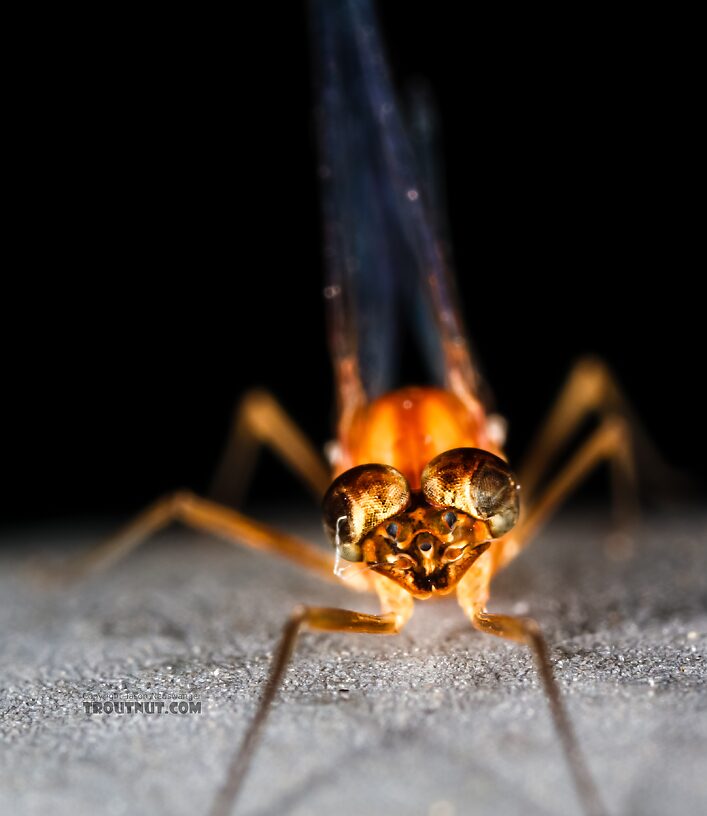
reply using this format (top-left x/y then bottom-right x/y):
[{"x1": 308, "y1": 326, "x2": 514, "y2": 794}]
[
  {"x1": 457, "y1": 571, "x2": 607, "y2": 816},
  {"x1": 209, "y1": 576, "x2": 413, "y2": 816}
]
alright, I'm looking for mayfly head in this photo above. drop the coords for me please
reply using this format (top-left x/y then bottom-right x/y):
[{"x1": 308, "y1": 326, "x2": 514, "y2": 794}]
[{"x1": 323, "y1": 449, "x2": 520, "y2": 598}]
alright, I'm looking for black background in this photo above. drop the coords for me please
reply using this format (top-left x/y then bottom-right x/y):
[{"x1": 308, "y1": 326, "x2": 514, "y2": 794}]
[{"x1": 3, "y1": 3, "x2": 702, "y2": 526}]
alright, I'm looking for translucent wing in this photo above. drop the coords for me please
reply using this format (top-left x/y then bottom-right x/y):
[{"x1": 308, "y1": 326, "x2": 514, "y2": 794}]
[
  {"x1": 404, "y1": 81, "x2": 495, "y2": 411},
  {"x1": 312, "y1": 0, "x2": 405, "y2": 406},
  {"x1": 311, "y1": 0, "x2": 487, "y2": 419}
]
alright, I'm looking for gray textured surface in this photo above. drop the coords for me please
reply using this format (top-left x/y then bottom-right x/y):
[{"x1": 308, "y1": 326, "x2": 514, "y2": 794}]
[{"x1": 0, "y1": 509, "x2": 706, "y2": 816}]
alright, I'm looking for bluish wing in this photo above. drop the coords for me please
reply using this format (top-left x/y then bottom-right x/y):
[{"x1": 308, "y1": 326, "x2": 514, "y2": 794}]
[
  {"x1": 312, "y1": 0, "x2": 486, "y2": 409},
  {"x1": 312, "y1": 0, "x2": 412, "y2": 400},
  {"x1": 404, "y1": 80, "x2": 494, "y2": 408},
  {"x1": 404, "y1": 79, "x2": 457, "y2": 389}
]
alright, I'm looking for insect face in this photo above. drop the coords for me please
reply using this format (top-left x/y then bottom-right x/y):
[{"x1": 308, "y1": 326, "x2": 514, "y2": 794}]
[
  {"x1": 362, "y1": 501, "x2": 492, "y2": 598},
  {"x1": 323, "y1": 448, "x2": 521, "y2": 597}
]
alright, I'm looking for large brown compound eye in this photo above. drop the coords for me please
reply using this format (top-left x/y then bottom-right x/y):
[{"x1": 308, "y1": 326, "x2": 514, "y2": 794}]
[
  {"x1": 421, "y1": 448, "x2": 520, "y2": 538},
  {"x1": 323, "y1": 464, "x2": 411, "y2": 561}
]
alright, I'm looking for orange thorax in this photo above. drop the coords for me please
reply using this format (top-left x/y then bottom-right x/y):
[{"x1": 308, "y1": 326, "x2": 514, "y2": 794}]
[{"x1": 338, "y1": 387, "x2": 496, "y2": 489}]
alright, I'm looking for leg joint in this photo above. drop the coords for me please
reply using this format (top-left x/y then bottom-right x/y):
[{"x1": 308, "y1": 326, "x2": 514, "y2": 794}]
[
  {"x1": 572, "y1": 355, "x2": 612, "y2": 405},
  {"x1": 240, "y1": 389, "x2": 277, "y2": 424},
  {"x1": 599, "y1": 414, "x2": 631, "y2": 451},
  {"x1": 170, "y1": 489, "x2": 197, "y2": 516}
]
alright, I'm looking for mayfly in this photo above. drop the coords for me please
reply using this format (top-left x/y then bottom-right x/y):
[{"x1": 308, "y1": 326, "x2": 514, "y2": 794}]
[{"x1": 54, "y1": 2, "x2": 641, "y2": 815}]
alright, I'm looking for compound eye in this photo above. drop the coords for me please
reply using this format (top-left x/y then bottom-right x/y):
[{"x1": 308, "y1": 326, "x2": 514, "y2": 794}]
[
  {"x1": 323, "y1": 464, "x2": 411, "y2": 561},
  {"x1": 421, "y1": 448, "x2": 520, "y2": 538}
]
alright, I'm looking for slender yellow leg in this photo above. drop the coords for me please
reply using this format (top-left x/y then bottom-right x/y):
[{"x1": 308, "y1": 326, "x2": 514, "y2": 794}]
[
  {"x1": 35, "y1": 392, "x2": 336, "y2": 588},
  {"x1": 472, "y1": 612, "x2": 607, "y2": 816},
  {"x1": 209, "y1": 389, "x2": 331, "y2": 506},
  {"x1": 499, "y1": 417, "x2": 633, "y2": 570},
  {"x1": 457, "y1": 580, "x2": 607, "y2": 816},
  {"x1": 519, "y1": 356, "x2": 647, "y2": 512},
  {"x1": 209, "y1": 577, "x2": 412, "y2": 816},
  {"x1": 41, "y1": 491, "x2": 344, "y2": 586}
]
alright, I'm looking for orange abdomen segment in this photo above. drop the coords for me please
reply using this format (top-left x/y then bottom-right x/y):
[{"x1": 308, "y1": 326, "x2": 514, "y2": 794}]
[{"x1": 338, "y1": 387, "x2": 494, "y2": 489}]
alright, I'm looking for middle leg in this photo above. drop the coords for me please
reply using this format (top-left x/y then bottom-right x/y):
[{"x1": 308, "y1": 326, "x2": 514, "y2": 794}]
[{"x1": 42, "y1": 491, "x2": 343, "y2": 586}]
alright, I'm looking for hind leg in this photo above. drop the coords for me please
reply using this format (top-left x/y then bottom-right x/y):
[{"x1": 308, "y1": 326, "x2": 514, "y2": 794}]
[{"x1": 209, "y1": 389, "x2": 330, "y2": 506}]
